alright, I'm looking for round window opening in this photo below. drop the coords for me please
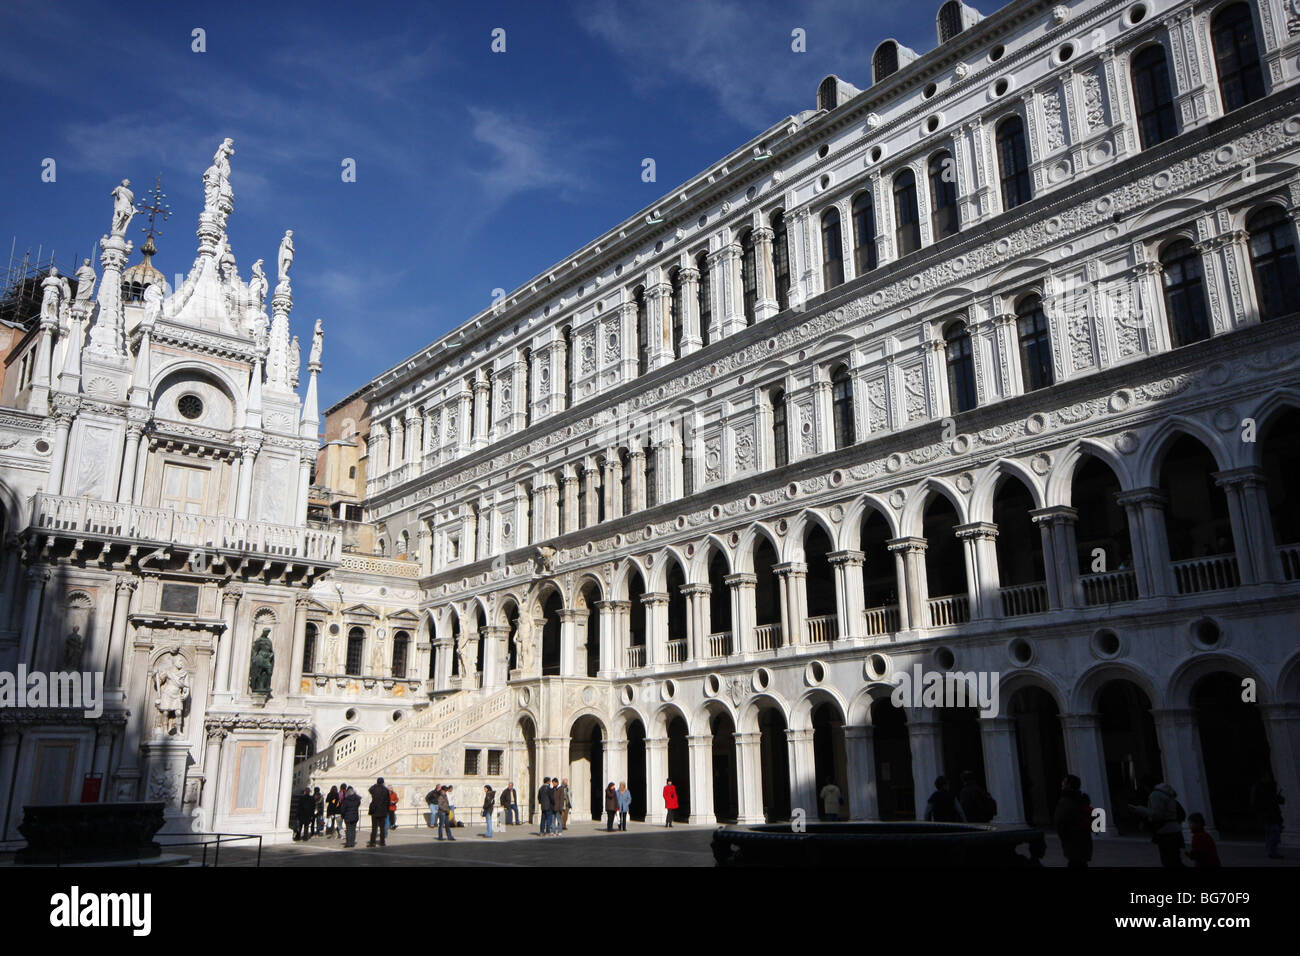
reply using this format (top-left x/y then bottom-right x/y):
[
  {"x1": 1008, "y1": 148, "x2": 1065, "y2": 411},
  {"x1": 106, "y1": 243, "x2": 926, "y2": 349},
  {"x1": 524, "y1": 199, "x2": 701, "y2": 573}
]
[
  {"x1": 1093, "y1": 629, "x2": 1121, "y2": 657},
  {"x1": 934, "y1": 646, "x2": 956, "y2": 671},
  {"x1": 1193, "y1": 618, "x2": 1222, "y2": 647},
  {"x1": 392, "y1": 710, "x2": 404, "y2": 722},
  {"x1": 1009, "y1": 638, "x2": 1033, "y2": 665},
  {"x1": 345, "y1": 708, "x2": 358, "y2": 722},
  {"x1": 177, "y1": 394, "x2": 204, "y2": 420}
]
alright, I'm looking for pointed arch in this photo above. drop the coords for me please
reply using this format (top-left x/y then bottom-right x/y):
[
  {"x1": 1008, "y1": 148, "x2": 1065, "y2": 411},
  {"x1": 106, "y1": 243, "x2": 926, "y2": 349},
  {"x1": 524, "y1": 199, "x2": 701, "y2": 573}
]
[
  {"x1": 900, "y1": 476, "x2": 968, "y2": 537},
  {"x1": 689, "y1": 533, "x2": 734, "y2": 583},
  {"x1": 785, "y1": 509, "x2": 837, "y2": 562},
  {"x1": 737, "y1": 691, "x2": 792, "y2": 734},
  {"x1": 838, "y1": 492, "x2": 901, "y2": 549},
  {"x1": 969, "y1": 458, "x2": 1046, "y2": 524},
  {"x1": 1167, "y1": 652, "x2": 1271, "y2": 708},
  {"x1": 733, "y1": 522, "x2": 783, "y2": 574},
  {"x1": 1070, "y1": 659, "x2": 1166, "y2": 713},
  {"x1": 1046, "y1": 438, "x2": 1136, "y2": 507},
  {"x1": 1135, "y1": 417, "x2": 1235, "y2": 488},
  {"x1": 790, "y1": 686, "x2": 850, "y2": 732}
]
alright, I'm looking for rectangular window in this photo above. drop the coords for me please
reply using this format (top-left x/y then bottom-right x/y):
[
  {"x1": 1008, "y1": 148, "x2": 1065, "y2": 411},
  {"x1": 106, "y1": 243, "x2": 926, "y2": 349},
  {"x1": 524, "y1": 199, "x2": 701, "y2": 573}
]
[
  {"x1": 160, "y1": 463, "x2": 209, "y2": 514},
  {"x1": 464, "y1": 749, "x2": 480, "y2": 776},
  {"x1": 487, "y1": 750, "x2": 503, "y2": 776}
]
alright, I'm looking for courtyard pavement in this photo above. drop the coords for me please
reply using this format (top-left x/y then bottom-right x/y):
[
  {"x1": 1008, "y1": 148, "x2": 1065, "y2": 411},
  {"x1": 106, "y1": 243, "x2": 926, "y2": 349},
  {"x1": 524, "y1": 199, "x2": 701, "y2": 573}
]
[{"x1": 208, "y1": 819, "x2": 1300, "y2": 867}]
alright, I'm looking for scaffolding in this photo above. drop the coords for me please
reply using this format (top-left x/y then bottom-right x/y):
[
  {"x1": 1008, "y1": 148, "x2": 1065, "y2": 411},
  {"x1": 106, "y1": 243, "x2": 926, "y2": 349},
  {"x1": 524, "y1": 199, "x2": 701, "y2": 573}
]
[{"x1": 0, "y1": 239, "x2": 77, "y2": 329}]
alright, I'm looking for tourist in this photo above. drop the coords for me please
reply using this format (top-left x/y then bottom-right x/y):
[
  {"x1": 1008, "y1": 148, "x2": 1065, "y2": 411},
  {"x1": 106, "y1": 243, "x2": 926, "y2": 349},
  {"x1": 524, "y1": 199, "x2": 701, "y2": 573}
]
[
  {"x1": 538, "y1": 777, "x2": 554, "y2": 835},
  {"x1": 1053, "y1": 774, "x2": 1093, "y2": 868},
  {"x1": 313, "y1": 786, "x2": 325, "y2": 836},
  {"x1": 923, "y1": 776, "x2": 965, "y2": 823},
  {"x1": 550, "y1": 778, "x2": 563, "y2": 836},
  {"x1": 1251, "y1": 773, "x2": 1285, "y2": 859},
  {"x1": 436, "y1": 785, "x2": 457, "y2": 841},
  {"x1": 325, "y1": 785, "x2": 341, "y2": 837},
  {"x1": 558, "y1": 778, "x2": 572, "y2": 831},
  {"x1": 958, "y1": 770, "x2": 997, "y2": 823},
  {"x1": 502, "y1": 782, "x2": 520, "y2": 825},
  {"x1": 617, "y1": 781, "x2": 631, "y2": 831},
  {"x1": 388, "y1": 783, "x2": 399, "y2": 831},
  {"x1": 604, "y1": 783, "x2": 618, "y2": 831},
  {"x1": 482, "y1": 785, "x2": 496, "y2": 838},
  {"x1": 340, "y1": 786, "x2": 361, "y2": 847},
  {"x1": 1184, "y1": 812, "x2": 1221, "y2": 867},
  {"x1": 426, "y1": 785, "x2": 440, "y2": 828},
  {"x1": 1128, "y1": 774, "x2": 1185, "y2": 867},
  {"x1": 663, "y1": 778, "x2": 679, "y2": 827},
  {"x1": 819, "y1": 780, "x2": 843, "y2": 821},
  {"x1": 294, "y1": 787, "x2": 314, "y2": 840},
  {"x1": 367, "y1": 777, "x2": 389, "y2": 847}
]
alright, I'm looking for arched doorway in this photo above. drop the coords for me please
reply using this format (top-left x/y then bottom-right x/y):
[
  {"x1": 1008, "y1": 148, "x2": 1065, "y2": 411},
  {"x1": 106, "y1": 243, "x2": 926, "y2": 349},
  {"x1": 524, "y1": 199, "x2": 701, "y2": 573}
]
[
  {"x1": 812, "y1": 701, "x2": 849, "y2": 819},
  {"x1": 757, "y1": 704, "x2": 791, "y2": 821},
  {"x1": 577, "y1": 580, "x2": 601, "y2": 677},
  {"x1": 993, "y1": 476, "x2": 1047, "y2": 615},
  {"x1": 860, "y1": 508, "x2": 898, "y2": 631},
  {"x1": 939, "y1": 705, "x2": 986, "y2": 795},
  {"x1": 706, "y1": 549, "x2": 732, "y2": 656},
  {"x1": 665, "y1": 714, "x2": 690, "y2": 822},
  {"x1": 923, "y1": 493, "x2": 968, "y2": 624},
  {"x1": 1159, "y1": 435, "x2": 1237, "y2": 591},
  {"x1": 627, "y1": 569, "x2": 646, "y2": 668},
  {"x1": 1193, "y1": 671, "x2": 1273, "y2": 834},
  {"x1": 626, "y1": 718, "x2": 647, "y2": 821},
  {"x1": 500, "y1": 600, "x2": 519, "y2": 674},
  {"x1": 871, "y1": 696, "x2": 914, "y2": 819},
  {"x1": 708, "y1": 706, "x2": 739, "y2": 823},
  {"x1": 568, "y1": 715, "x2": 605, "y2": 824},
  {"x1": 1009, "y1": 686, "x2": 1067, "y2": 827},
  {"x1": 1073, "y1": 456, "x2": 1137, "y2": 603},
  {"x1": 753, "y1": 537, "x2": 781, "y2": 648},
  {"x1": 541, "y1": 590, "x2": 562, "y2": 676},
  {"x1": 1095, "y1": 679, "x2": 1162, "y2": 834},
  {"x1": 804, "y1": 525, "x2": 836, "y2": 640}
]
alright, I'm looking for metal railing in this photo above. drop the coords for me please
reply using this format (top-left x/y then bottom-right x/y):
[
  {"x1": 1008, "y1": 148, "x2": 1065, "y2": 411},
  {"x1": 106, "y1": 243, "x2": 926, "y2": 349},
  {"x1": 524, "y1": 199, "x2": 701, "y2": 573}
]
[
  {"x1": 154, "y1": 832, "x2": 264, "y2": 867},
  {"x1": 1171, "y1": 553, "x2": 1240, "y2": 594},
  {"x1": 999, "y1": 582, "x2": 1049, "y2": 617}
]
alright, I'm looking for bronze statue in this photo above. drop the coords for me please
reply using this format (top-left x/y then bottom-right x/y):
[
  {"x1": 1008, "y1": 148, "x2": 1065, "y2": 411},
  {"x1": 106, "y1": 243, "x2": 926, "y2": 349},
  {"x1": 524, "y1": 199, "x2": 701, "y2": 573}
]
[{"x1": 249, "y1": 628, "x2": 275, "y2": 693}]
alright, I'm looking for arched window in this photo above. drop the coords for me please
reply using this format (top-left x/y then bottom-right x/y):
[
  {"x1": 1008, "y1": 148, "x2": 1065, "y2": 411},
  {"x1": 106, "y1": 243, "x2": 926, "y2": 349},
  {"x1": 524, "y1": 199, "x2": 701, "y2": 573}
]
[
  {"x1": 302, "y1": 623, "x2": 318, "y2": 674},
  {"x1": 680, "y1": 418, "x2": 695, "y2": 497},
  {"x1": 996, "y1": 116, "x2": 1032, "y2": 210},
  {"x1": 928, "y1": 151, "x2": 959, "y2": 240},
  {"x1": 634, "y1": 286, "x2": 648, "y2": 376},
  {"x1": 893, "y1": 169, "x2": 921, "y2": 256},
  {"x1": 1160, "y1": 239, "x2": 1212, "y2": 347},
  {"x1": 938, "y1": 1, "x2": 965, "y2": 43},
  {"x1": 345, "y1": 627, "x2": 365, "y2": 676},
  {"x1": 771, "y1": 388, "x2": 789, "y2": 468},
  {"x1": 873, "y1": 41, "x2": 899, "y2": 83},
  {"x1": 668, "y1": 267, "x2": 684, "y2": 356},
  {"x1": 1212, "y1": 3, "x2": 1264, "y2": 113},
  {"x1": 347, "y1": 465, "x2": 356, "y2": 480},
  {"x1": 820, "y1": 209, "x2": 845, "y2": 290},
  {"x1": 1131, "y1": 45, "x2": 1177, "y2": 150},
  {"x1": 740, "y1": 230, "x2": 758, "y2": 323},
  {"x1": 645, "y1": 441, "x2": 658, "y2": 508},
  {"x1": 818, "y1": 76, "x2": 839, "y2": 111},
  {"x1": 944, "y1": 320, "x2": 977, "y2": 413},
  {"x1": 1016, "y1": 295, "x2": 1054, "y2": 392},
  {"x1": 831, "y1": 365, "x2": 855, "y2": 450},
  {"x1": 561, "y1": 325, "x2": 573, "y2": 407},
  {"x1": 771, "y1": 211, "x2": 791, "y2": 312},
  {"x1": 1247, "y1": 206, "x2": 1300, "y2": 323},
  {"x1": 391, "y1": 630, "x2": 409, "y2": 678},
  {"x1": 852, "y1": 191, "x2": 878, "y2": 274},
  {"x1": 696, "y1": 252, "x2": 712, "y2": 348}
]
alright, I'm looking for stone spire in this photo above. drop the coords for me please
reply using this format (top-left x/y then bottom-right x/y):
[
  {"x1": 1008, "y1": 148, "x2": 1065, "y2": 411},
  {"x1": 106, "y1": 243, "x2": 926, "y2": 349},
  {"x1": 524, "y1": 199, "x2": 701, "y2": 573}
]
[
  {"x1": 85, "y1": 224, "x2": 132, "y2": 362},
  {"x1": 265, "y1": 229, "x2": 294, "y2": 390},
  {"x1": 299, "y1": 318, "x2": 322, "y2": 439}
]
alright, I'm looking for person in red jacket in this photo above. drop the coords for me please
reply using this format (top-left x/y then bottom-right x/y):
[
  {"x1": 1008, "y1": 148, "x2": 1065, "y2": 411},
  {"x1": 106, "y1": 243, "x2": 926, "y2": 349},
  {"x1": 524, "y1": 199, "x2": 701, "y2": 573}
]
[
  {"x1": 388, "y1": 784, "x2": 399, "y2": 831},
  {"x1": 663, "y1": 779, "x2": 679, "y2": 827}
]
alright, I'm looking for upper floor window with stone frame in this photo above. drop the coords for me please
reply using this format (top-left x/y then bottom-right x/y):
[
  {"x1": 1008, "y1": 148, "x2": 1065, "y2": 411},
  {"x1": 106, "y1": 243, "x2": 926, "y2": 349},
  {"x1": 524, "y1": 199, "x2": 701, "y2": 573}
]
[
  {"x1": 937, "y1": 0, "x2": 965, "y2": 43},
  {"x1": 303, "y1": 622, "x2": 318, "y2": 674},
  {"x1": 346, "y1": 626, "x2": 365, "y2": 676},
  {"x1": 1247, "y1": 205, "x2": 1300, "y2": 323},
  {"x1": 1015, "y1": 294, "x2": 1054, "y2": 393},
  {"x1": 873, "y1": 41, "x2": 900, "y2": 83},
  {"x1": 852, "y1": 190, "x2": 878, "y2": 275},
  {"x1": 771, "y1": 210, "x2": 791, "y2": 312},
  {"x1": 830, "y1": 364, "x2": 855, "y2": 450},
  {"x1": 818, "y1": 75, "x2": 839, "y2": 112},
  {"x1": 522, "y1": 346, "x2": 533, "y2": 427},
  {"x1": 821, "y1": 208, "x2": 845, "y2": 290},
  {"x1": 1211, "y1": 2, "x2": 1265, "y2": 114},
  {"x1": 996, "y1": 115, "x2": 1032, "y2": 211},
  {"x1": 1160, "y1": 237, "x2": 1213, "y2": 347},
  {"x1": 679, "y1": 418, "x2": 695, "y2": 497},
  {"x1": 893, "y1": 168, "x2": 922, "y2": 257},
  {"x1": 561, "y1": 325, "x2": 574, "y2": 407},
  {"x1": 944, "y1": 318, "x2": 978, "y2": 413},
  {"x1": 634, "y1": 286, "x2": 649, "y2": 376},
  {"x1": 928, "y1": 150, "x2": 959, "y2": 241},
  {"x1": 668, "y1": 266, "x2": 684, "y2": 356},
  {"x1": 1131, "y1": 44, "x2": 1177, "y2": 150},
  {"x1": 391, "y1": 630, "x2": 410, "y2": 678},
  {"x1": 771, "y1": 387, "x2": 789, "y2": 468},
  {"x1": 695, "y1": 251, "x2": 712, "y2": 347},
  {"x1": 644, "y1": 438, "x2": 658, "y2": 508},
  {"x1": 740, "y1": 229, "x2": 759, "y2": 323}
]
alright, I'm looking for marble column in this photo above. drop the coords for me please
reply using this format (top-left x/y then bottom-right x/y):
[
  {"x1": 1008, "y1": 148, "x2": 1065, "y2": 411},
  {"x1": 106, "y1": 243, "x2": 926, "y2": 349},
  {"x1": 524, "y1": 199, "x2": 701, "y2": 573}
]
[
  {"x1": 1214, "y1": 467, "x2": 1276, "y2": 584},
  {"x1": 1261, "y1": 704, "x2": 1300, "y2": 846},
  {"x1": 1116, "y1": 488, "x2": 1172, "y2": 597},
  {"x1": 116, "y1": 421, "x2": 147, "y2": 503},
  {"x1": 908, "y1": 710, "x2": 943, "y2": 817},
  {"x1": 1152, "y1": 708, "x2": 1215, "y2": 836},
  {"x1": 1060, "y1": 713, "x2": 1111, "y2": 837},
  {"x1": 725, "y1": 573, "x2": 757, "y2": 655},
  {"x1": 678, "y1": 266, "x2": 702, "y2": 354},
  {"x1": 687, "y1": 733, "x2": 715, "y2": 825},
  {"x1": 646, "y1": 736, "x2": 668, "y2": 823},
  {"x1": 955, "y1": 521, "x2": 999, "y2": 620},
  {"x1": 735, "y1": 731, "x2": 765, "y2": 824},
  {"x1": 844, "y1": 726, "x2": 878, "y2": 820},
  {"x1": 213, "y1": 584, "x2": 241, "y2": 697},
  {"x1": 828, "y1": 550, "x2": 865, "y2": 640},
  {"x1": 1030, "y1": 505, "x2": 1081, "y2": 609},
  {"x1": 199, "y1": 726, "x2": 226, "y2": 832},
  {"x1": 44, "y1": 408, "x2": 74, "y2": 494},
  {"x1": 274, "y1": 731, "x2": 299, "y2": 835},
  {"x1": 103, "y1": 576, "x2": 137, "y2": 694},
  {"x1": 887, "y1": 537, "x2": 927, "y2": 632},
  {"x1": 786, "y1": 728, "x2": 818, "y2": 818},
  {"x1": 980, "y1": 716, "x2": 1027, "y2": 825},
  {"x1": 17, "y1": 568, "x2": 49, "y2": 670}
]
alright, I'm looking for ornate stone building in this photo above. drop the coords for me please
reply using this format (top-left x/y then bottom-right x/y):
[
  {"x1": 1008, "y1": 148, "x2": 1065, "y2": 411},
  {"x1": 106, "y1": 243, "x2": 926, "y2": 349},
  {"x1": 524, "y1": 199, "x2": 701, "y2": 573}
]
[{"x1": 4, "y1": 0, "x2": 1300, "y2": 846}]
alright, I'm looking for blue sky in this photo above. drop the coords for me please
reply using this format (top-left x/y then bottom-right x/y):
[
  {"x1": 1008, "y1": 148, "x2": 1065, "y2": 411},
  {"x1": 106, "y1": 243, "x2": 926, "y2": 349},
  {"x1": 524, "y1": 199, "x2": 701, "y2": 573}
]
[{"x1": 0, "y1": 0, "x2": 940, "y2": 409}]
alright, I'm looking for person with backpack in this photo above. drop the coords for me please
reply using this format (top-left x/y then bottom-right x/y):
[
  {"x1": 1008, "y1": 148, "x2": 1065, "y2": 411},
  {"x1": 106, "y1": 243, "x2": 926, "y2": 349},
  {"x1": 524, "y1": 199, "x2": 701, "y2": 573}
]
[
  {"x1": 426, "y1": 785, "x2": 440, "y2": 829},
  {"x1": 958, "y1": 770, "x2": 997, "y2": 823},
  {"x1": 1053, "y1": 774, "x2": 1093, "y2": 868},
  {"x1": 1129, "y1": 775, "x2": 1185, "y2": 867},
  {"x1": 924, "y1": 776, "x2": 965, "y2": 822},
  {"x1": 339, "y1": 785, "x2": 361, "y2": 847}
]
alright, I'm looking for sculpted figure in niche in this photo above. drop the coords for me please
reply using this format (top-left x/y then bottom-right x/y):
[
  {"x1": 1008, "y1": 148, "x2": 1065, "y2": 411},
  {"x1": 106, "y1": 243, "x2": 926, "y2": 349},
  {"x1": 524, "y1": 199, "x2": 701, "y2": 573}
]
[
  {"x1": 154, "y1": 652, "x2": 190, "y2": 735},
  {"x1": 63, "y1": 626, "x2": 84, "y2": 669},
  {"x1": 249, "y1": 628, "x2": 275, "y2": 693}
]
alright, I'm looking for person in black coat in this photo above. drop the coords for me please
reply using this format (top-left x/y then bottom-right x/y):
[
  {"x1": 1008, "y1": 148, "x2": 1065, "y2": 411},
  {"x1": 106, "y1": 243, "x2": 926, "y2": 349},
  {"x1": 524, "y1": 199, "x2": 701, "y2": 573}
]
[
  {"x1": 1054, "y1": 774, "x2": 1094, "y2": 868},
  {"x1": 537, "y1": 777, "x2": 555, "y2": 835},
  {"x1": 293, "y1": 787, "x2": 315, "y2": 840},
  {"x1": 339, "y1": 786, "x2": 361, "y2": 847},
  {"x1": 924, "y1": 776, "x2": 965, "y2": 823},
  {"x1": 367, "y1": 777, "x2": 390, "y2": 847}
]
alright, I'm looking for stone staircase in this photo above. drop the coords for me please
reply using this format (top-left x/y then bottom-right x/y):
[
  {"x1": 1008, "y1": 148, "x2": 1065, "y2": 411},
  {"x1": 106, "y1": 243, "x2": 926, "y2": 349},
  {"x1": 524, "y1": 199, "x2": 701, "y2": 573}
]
[{"x1": 297, "y1": 688, "x2": 515, "y2": 820}]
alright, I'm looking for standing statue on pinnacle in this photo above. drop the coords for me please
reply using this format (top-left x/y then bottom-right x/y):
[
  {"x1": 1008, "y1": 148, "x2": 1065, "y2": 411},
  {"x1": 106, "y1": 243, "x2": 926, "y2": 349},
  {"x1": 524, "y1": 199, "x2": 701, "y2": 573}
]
[
  {"x1": 39, "y1": 267, "x2": 64, "y2": 322},
  {"x1": 249, "y1": 259, "x2": 268, "y2": 304},
  {"x1": 202, "y1": 138, "x2": 235, "y2": 213},
  {"x1": 111, "y1": 180, "x2": 135, "y2": 237},
  {"x1": 289, "y1": 335, "x2": 301, "y2": 387},
  {"x1": 277, "y1": 230, "x2": 294, "y2": 285},
  {"x1": 74, "y1": 258, "x2": 96, "y2": 302},
  {"x1": 309, "y1": 318, "x2": 323, "y2": 366}
]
